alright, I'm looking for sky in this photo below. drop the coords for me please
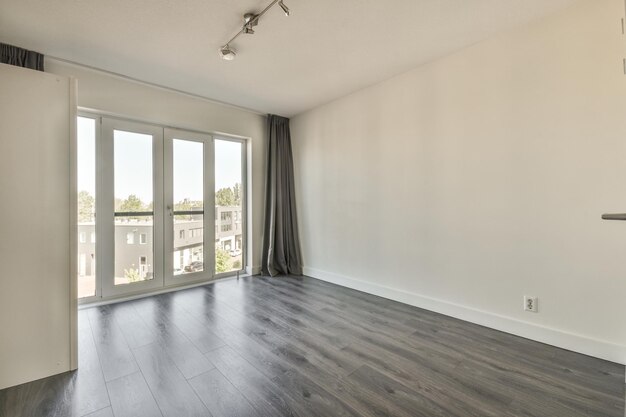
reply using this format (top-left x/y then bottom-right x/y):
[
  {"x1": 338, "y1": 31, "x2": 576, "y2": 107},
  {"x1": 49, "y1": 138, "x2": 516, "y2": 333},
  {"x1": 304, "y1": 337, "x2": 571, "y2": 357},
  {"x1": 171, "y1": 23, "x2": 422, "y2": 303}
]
[{"x1": 77, "y1": 117, "x2": 243, "y2": 205}]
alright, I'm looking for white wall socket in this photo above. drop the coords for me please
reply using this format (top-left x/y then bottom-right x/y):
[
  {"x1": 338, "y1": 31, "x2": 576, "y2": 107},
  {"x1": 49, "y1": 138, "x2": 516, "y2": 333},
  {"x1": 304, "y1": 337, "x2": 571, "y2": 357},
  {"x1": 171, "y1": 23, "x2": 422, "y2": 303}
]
[{"x1": 524, "y1": 296, "x2": 538, "y2": 313}]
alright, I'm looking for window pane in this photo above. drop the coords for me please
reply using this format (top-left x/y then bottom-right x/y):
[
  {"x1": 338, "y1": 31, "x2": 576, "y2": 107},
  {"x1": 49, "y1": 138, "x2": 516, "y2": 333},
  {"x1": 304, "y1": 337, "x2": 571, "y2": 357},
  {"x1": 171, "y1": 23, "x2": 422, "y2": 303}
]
[
  {"x1": 115, "y1": 216, "x2": 153, "y2": 284},
  {"x1": 114, "y1": 130, "x2": 154, "y2": 285},
  {"x1": 173, "y1": 139, "x2": 204, "y2": 275},
  {"x1": 77, "y1": 117, "x2": 96, "y2": 298},
  {"x1": 114, "y1": 130, "x2": 153, "y2": 212},
  {"x1": 215, "y1": 139, "x2": 243, "y2": 274},
  {"x1": 174, "y1": 215, "x2": 204, "y2": 275}
]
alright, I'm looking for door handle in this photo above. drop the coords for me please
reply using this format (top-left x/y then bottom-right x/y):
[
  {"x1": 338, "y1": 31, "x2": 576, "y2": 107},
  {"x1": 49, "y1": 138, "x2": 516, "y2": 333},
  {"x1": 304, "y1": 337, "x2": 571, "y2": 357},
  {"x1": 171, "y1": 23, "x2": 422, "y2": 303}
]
[{"x1": 601, "y1": 213, "x2": 626, "y2": 221}]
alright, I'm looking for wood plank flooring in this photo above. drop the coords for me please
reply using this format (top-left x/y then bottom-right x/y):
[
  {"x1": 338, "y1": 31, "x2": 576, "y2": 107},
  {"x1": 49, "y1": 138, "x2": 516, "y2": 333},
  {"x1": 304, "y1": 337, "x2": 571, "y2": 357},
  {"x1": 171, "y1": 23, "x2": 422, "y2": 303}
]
[{"x1": 0, "y1": 275, "x2": 624, "y2": 417}]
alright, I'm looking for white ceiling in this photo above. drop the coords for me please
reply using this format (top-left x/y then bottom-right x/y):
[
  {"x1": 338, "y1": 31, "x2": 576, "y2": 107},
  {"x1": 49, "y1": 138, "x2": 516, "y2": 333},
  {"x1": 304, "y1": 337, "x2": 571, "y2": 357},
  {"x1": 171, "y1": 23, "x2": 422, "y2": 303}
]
[{"x1": 0, "y1": 0, "x2": 579, "y2": 117}]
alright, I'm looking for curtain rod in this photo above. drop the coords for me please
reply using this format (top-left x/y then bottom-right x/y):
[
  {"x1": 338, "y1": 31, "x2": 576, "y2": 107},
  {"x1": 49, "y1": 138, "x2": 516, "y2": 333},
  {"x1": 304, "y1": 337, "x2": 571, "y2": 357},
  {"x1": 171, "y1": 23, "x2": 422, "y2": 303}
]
[{"x1": 45, "y1": 55, "x2": 266, "y2": 116}]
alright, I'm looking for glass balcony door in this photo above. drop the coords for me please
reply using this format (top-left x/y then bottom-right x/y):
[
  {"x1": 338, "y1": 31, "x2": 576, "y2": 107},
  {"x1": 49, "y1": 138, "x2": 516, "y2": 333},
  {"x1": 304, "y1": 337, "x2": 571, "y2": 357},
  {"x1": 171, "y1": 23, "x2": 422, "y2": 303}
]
[
  {"x1": 80, "y1": 115, "x2": 246, "y2": 302},
  {"x1": 100, "y1": 118, "x2": 164, "y2": 297},
  {"x1": 164, "y1": 128, "x2": 214, "y2": 286}
]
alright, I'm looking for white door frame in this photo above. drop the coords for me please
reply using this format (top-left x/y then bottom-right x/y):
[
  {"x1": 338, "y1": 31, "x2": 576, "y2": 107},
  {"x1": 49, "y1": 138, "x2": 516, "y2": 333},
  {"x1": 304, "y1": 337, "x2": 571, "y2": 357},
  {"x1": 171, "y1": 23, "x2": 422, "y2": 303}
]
[
  {"x1": 163, "y1": 128, "x2": 215, "y2": 286},
  {"x1": 76, "y1": 112, "x2": 102, "y2": 304},
  {"x1": 100, "y1": 117, "x2": 165, "y2": 298}
]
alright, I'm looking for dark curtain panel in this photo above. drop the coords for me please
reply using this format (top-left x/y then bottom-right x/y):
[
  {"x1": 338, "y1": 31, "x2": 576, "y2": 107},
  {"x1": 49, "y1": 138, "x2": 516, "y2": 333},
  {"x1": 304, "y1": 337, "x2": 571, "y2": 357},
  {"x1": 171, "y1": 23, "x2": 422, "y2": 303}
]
[
  {"x1": 0, "y1": 43, "x2": 44, "y2": 71},
  {"x1": 262, "y1": 115, "x2": 303, "y2": 276}
]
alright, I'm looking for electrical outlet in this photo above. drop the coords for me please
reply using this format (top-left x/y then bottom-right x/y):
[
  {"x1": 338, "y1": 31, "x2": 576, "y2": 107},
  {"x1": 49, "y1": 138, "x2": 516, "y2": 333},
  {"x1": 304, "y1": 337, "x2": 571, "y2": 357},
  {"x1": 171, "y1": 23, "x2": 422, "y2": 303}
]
[{"x1": 524, "y1": 296, "x2": 538, "y2": 313}]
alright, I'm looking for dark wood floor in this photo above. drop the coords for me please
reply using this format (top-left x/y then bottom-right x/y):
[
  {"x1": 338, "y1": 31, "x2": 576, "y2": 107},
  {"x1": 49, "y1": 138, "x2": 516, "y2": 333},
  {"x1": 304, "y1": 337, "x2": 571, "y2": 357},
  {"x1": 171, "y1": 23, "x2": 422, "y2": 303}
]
[{"x1": 0, "y1": 275, "x2": 624, "y2": 417}]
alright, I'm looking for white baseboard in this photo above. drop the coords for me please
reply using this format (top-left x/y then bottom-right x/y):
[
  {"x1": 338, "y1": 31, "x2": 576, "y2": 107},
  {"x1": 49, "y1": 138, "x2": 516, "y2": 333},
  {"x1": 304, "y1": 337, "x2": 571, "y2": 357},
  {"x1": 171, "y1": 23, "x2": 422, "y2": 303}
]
[{"x1": 303, "y1": 266, "x2": 626, "y2": 366}]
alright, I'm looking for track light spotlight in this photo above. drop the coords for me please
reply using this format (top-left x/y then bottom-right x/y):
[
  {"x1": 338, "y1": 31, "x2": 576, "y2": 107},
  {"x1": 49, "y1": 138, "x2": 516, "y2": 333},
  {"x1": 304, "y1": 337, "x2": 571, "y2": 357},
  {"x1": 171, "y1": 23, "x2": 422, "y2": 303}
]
[
  {"x1": 219, "y1": 0, "x2": 292, "y2": 61},
  {"x1": 219, "y1": 45, "x2": 236, "y2": 60},
  {"x1": 243, "y1": 13, "x2": 258, "y2": 34},
  {"x1": 279, "y1": 0, "x2": 290, "y2": 16},
  {"x1": 244, "y1": 13, "x2": 258, "y2": 25}
]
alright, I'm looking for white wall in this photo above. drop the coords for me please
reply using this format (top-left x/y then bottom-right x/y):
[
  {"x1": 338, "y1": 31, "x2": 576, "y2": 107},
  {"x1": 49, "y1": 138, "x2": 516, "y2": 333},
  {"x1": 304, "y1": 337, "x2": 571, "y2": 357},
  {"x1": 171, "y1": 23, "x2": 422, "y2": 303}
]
[
  {"x1": 0, "y1": 64, "x2": 75, "y2": 389},
  {"x1": 291, "y1": 0, "x2": 626, "y2": 363},
  {"x1": 47, "y1": 60, "x2": 266, "y2": 274}
]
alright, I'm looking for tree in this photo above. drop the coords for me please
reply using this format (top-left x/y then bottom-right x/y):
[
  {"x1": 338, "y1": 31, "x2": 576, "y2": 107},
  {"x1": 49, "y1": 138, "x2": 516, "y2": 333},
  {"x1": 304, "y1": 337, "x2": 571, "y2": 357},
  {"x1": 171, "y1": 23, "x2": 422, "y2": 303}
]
[
  {"x1": 174, "y1": 198, "x2": 192, "y2": 212},
  {"x1": 215, "y1": 247, "x2": 230, "y2": 273},
  {"x1": 124, "y1": 268, "x2": 141, "y2": 283},
  {"x1": 173, "y1": 198, "x2": 203, "y2": 220},
  {"x1": 216, "y1": 187, "x2": 235, "y2": 206},
  {"x1": 120, "y1": 194, "x2": 145, "y2": 212},
  {"x1": 78, "y1": 191, "x2": 95, "y2": 222},
  {"x1": 233, "y1": 183, "x2": 242, "y2": 206}
]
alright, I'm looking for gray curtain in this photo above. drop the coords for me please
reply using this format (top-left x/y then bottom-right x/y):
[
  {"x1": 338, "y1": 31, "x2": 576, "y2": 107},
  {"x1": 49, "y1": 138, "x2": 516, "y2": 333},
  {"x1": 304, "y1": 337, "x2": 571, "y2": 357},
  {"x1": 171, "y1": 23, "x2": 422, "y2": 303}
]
[
  {"x1": 262, "y1": 115, "x2": 303, "y2": 276},
  {"x1": 0, "y1": 43, "x2": 44, "y2": 71}
]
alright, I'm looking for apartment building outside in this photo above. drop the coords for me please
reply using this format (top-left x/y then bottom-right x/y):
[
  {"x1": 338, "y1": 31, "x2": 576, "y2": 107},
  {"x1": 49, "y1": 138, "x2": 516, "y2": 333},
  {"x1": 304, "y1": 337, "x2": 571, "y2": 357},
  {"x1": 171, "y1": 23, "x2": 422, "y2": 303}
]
[{"x1": 77, "y1": 205, "x2": 243, "y2": 290}]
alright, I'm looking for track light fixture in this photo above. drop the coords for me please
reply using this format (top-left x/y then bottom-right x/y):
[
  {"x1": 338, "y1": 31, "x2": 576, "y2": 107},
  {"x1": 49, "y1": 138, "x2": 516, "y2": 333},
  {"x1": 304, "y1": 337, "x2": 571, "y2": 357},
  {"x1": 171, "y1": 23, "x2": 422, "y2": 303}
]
[{"x1": 219, "y1": 0, "x2": 291, "y2": 61}]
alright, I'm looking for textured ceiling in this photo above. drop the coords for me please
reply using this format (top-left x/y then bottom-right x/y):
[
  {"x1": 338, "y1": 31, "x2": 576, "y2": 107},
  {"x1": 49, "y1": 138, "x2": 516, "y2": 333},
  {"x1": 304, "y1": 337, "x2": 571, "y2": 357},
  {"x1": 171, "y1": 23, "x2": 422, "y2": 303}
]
[{"x1": 0, "y1": 0, "x2": 580, "y2": 116}]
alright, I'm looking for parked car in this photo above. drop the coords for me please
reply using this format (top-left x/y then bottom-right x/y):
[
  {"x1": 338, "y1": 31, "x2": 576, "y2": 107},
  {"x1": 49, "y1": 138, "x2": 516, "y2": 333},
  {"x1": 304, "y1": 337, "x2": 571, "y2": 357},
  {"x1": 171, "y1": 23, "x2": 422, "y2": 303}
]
[
  {"x1": 229, "y1": 249, "x2": 242, "y2": 257},
  {"x1": 184, "y1": 261, "x2": 203, "y2": 272}
]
